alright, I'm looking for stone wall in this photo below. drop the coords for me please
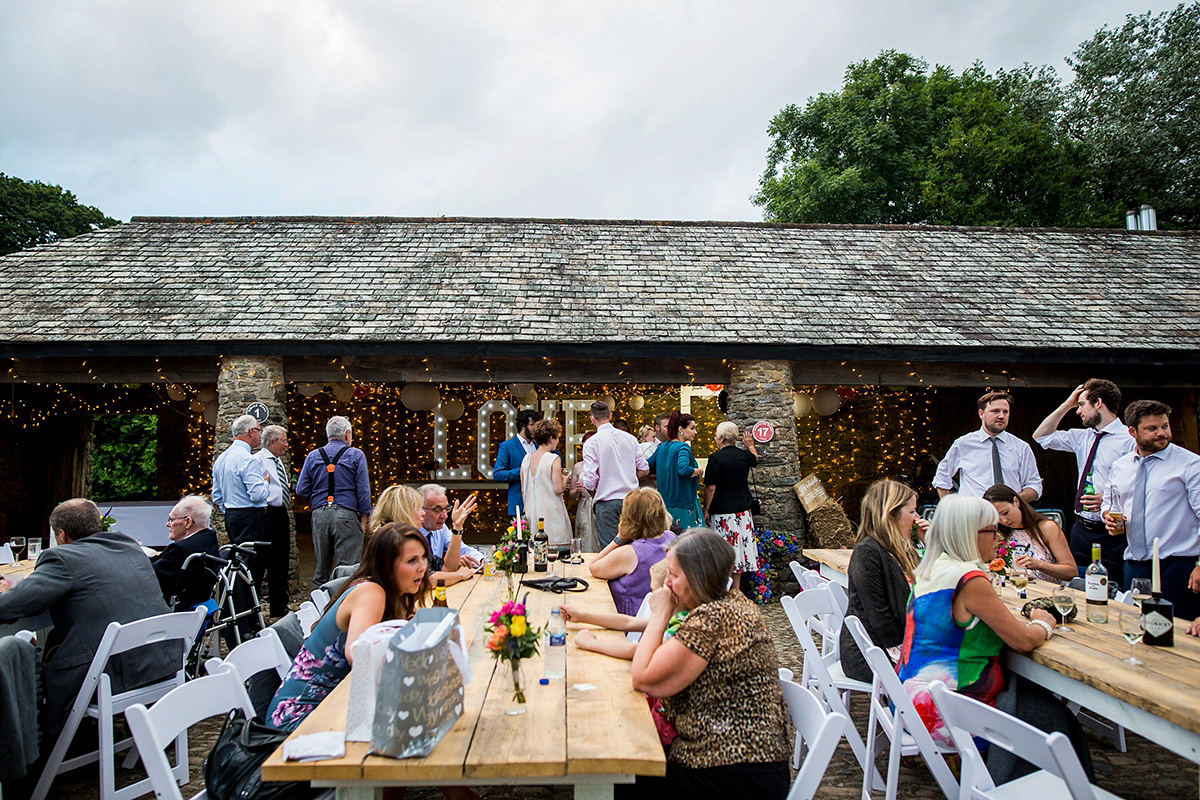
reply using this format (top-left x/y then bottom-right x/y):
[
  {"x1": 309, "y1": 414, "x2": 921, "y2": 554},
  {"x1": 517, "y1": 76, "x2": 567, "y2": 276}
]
[{"x1": 725, "y1": 360, "x2": 805, "y2": 542}]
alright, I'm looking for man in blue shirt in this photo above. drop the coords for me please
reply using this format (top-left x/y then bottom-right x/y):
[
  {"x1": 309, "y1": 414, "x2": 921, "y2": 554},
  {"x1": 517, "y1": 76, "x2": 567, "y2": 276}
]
[
  {"x1": 296, "y1": 415, "x2": 373, "y2": 589},
  {"x1": 493, "y1": 409, "x2": 540, "y2": 516},
  {"x1": 418, "y1": 484, "x2": 484, "y2": 587},
  {"x1": 212, "y1": 414, "x2": 270, "y2": 551}
]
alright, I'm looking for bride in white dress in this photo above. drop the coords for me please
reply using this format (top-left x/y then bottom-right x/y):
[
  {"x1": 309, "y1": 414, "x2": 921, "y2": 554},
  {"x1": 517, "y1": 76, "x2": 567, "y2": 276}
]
[{"x1": 520, "y1": 419, "x2": 572, "y2": 546}]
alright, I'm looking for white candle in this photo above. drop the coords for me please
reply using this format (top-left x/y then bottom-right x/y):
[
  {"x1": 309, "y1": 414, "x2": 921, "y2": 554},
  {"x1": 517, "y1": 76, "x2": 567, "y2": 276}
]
[
  {"x1": 1152, "y1": 537, "x2": 1161, "y2": 595},
  {"x1": 516, "y1": 505, "x2": 522, "y2": 536}
]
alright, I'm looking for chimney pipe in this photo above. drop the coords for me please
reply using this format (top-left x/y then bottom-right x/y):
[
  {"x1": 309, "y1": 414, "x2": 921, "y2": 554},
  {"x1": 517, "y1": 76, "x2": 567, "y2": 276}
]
[
  {"x1": 1139, "y1": 204, "x2": 1158, "y2": 231},
  {"x1": 1126, "y1": 209, "x2": 1140, "y2": 230}
]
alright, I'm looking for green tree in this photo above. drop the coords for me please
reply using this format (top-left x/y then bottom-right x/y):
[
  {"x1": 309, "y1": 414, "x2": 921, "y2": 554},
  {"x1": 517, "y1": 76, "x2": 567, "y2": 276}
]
[
  {"x1": 1066, "y1": 2, "x2": 1200, "y2": 228},
  {"x1": 92, "y1": 415, "x2": 158, "y2": 502},
  {"x1": 754, "y1": 52, "x2": 1100, "y2": 227},
  {"x1": 0, "y1": 173, "x2": 119, "y2": 255}
]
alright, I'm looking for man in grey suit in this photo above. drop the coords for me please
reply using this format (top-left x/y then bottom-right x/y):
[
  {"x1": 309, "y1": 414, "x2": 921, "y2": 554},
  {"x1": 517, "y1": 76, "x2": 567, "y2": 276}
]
[{"x1": 0, "y1": 498, "x2": 178, "y2": 744}]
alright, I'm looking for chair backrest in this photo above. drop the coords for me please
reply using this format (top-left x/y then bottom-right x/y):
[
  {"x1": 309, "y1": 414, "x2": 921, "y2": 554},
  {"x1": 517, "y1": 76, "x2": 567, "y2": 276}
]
[
  {"x1": 929, "y1": 680, "x2": 1100, "y2": 800},
  {"x1": 310, "y1": 588, "x2": 331, "y2": 614},
  {"x1": 296, "y1": 601, "x2": 320, "y2": 638},
  {"x1": 125, "y1": 669, "x2": 256, "y2": 800},
  {"x1": 842, "y1": 615, "x2": 959, "y2": 799},
  {"x1": 626, "y1": 593, "x2": 653, "y2": 643},
  {"x1": 206, "y1": 627, "x2": 292, "y2": 682},
  {"x1": 781, "y1": 590, "x2": 846, "y2": 694},
  {"x1": 778, "y1": 667, "x2": 847, "y2": 800}
]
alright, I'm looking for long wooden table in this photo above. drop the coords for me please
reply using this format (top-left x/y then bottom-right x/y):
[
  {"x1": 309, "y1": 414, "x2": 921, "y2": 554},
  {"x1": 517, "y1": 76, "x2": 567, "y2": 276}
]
[
  {"x1": 262, "y1": 558, "x2": 666, "y2": 799},
  {"x1": 802, "y1": 547, "x2": 1200, "y2": 764},
  {"x1": 0, "y1": 559, "x2": 51, "y2": 637}
]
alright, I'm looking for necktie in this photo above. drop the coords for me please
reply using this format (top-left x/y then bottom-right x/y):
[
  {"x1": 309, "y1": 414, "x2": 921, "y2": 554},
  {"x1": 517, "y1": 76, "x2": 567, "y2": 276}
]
[
  {"x1": 275, "y1": 456, "x2": 290, "y2": 502},
  {"x1": 989, "y1": 437, "x2": 1003, "y2": 486},
  {"x1": 1074, "y1": 431, "x2": 1107, "y2": 512},
  {"x1": 1134, "y1": 457, "x2": 1151, "y2": 552}
]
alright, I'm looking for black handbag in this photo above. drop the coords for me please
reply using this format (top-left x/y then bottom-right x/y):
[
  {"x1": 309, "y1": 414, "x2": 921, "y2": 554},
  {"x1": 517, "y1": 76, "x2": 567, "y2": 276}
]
[
  {"x1": 203, "y1": 708, "x2": 312, "y2": 800},
  {"x1": 519, "y1": 576, "x2": 590, "y2": 593}
]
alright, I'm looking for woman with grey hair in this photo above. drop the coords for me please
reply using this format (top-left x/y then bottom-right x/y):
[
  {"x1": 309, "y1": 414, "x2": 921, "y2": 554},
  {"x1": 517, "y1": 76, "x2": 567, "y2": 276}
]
[
  {"x1": 626, "y1": 528, "x2": 788, "y2": 799},
  {"x1": 702, "y1": 421, "x2": 759, "y2": 589}
]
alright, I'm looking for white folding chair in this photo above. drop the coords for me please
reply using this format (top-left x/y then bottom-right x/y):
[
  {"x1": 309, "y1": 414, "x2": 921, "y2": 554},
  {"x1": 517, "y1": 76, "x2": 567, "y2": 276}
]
[
  {"x1": 789, "y1": 559, "x2": 829, "y2": 591},
  {"x1": 31, "y1": 606, "x2": 207, "y2": 800},
  {"x1": 296, "y1": 600, "x2": 320, "y2": 638},
  {"x1": 14, "y1": 629, "x2": 35, "y2": 645},
  {"x1": 205, "y1": 627, "x2": 292, "y2": 682},
  {"x1": 929, "y1": 680, "x2": 1124, "y2": 800},
  {"x1": 786, "y1": 582, "x2": 852, "y2": 690},
  {"x1": 843, "y1": 615, "x2": 958, "y2": 800},
  {"x1": 124, "y1": 668, "x2": 256, "y2": 800},
  {"x1": 625, "y1": 594, "x2": 653, "y2": 644},
  {"x1": 310, "y1": 588, "x2": 331, "y2": 614},
  {"x1": 781, "y1": 593, "x2": 880, "y2": 788},
  {"x1": 779, "y1": 667, "x2": 848, "y2": 800}
]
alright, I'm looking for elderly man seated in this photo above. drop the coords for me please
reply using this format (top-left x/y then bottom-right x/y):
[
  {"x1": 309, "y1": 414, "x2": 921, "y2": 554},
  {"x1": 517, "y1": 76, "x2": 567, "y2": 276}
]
[
  {"x1": 0, "y1": 498, "x2": 178, "y2": 745},
  {"x1": 152, "y1": 495, "x2": 221, "y2": 609}
]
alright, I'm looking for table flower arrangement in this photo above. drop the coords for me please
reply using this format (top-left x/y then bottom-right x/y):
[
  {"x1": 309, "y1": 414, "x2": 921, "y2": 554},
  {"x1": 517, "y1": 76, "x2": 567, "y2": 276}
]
[
  {"x1": 491, "y1": 517, "x2": 530, "y2": 596},
  {"x1": 988, "y1": 535, "x2": 1018, "y2": 579},
  {"x1": 484, "y1": 594, "x2": 542, "y2": 711}
]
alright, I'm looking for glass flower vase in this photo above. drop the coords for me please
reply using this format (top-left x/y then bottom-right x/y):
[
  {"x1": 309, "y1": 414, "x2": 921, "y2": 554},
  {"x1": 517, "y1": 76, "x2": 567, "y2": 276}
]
[{"x1": 502, "y1": 658, "x2": 527, "y2": 715}]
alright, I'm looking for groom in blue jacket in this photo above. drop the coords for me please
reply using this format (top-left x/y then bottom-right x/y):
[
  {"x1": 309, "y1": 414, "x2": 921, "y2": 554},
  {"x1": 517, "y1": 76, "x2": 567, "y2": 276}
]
[{"x1": 493, "y1": 408, "x2": 541, "y2": 516}]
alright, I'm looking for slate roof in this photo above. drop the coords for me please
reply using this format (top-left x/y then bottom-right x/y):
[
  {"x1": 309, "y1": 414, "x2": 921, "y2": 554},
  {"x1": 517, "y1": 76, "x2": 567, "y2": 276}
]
[{"x1": 2, "y1": 216, "x2": 1198, "y2": 359}]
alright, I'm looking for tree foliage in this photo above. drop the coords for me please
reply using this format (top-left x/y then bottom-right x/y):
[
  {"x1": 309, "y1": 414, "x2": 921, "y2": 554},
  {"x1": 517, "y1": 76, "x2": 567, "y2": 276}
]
[
  {"x1": 1066, "y1": 2, "x2": 1200, "y2": 228},
  {"x1": 0, "y1": 173, "x2": 119, "y2": 256},
  {"x1": 92, "y1": 415, "x2": 158, "y2": 502}
]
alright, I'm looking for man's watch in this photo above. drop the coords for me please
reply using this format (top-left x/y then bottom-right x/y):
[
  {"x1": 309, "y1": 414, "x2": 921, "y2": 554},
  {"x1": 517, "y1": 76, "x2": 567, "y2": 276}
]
[{"x1": 450, "y1": 528, "x2": 463, "y2": 537}]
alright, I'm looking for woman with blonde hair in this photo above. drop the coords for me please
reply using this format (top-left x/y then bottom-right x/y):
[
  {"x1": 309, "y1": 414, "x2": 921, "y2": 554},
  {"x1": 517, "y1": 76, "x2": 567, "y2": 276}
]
[
  {"x1": 837, "y1": 479, "x2": 923, "y2": 681},
  {"x1": 368, "y1": 484, "x2": 424, "y2": 533},
  {"x1": 703, "y1": 421, "x2": 759, "y2": 589},
  {"x1": 589, "y1": 488, "x2": 676, "y2": 615}
]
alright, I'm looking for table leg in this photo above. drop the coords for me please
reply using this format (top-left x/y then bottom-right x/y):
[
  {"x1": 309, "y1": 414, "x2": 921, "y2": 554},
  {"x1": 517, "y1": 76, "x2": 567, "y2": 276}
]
[
  {"x1": 334, "y1": 786, "x2": 380, "y2": 800},
  {"x1": 574, "y1": 783, "x2": 615, "y2": 800}
]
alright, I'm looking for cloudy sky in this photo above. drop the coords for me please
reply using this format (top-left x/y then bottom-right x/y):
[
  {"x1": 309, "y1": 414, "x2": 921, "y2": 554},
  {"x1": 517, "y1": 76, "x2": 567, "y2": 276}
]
[{"x1": 0, "y1": 1, "x2": 1181, "y2": 223}]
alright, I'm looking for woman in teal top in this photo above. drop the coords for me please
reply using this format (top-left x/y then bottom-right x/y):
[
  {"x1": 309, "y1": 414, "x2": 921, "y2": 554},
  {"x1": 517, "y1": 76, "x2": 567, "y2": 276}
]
[{"x1": 648, "y1": 412, "x2": 704, "y2": 528}]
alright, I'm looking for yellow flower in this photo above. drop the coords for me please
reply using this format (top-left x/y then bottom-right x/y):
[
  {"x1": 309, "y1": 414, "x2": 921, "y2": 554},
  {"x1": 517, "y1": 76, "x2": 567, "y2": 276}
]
[{"x1": 511, "y1": 615, "x2": 527, "y2": 637}]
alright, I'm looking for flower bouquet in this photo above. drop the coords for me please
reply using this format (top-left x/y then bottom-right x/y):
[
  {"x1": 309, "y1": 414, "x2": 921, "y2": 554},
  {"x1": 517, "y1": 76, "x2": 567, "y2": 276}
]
[
  {"x1": 988, "y1": 536, "x2": 1018, "y2": 580},
  {"x1": 484, "y1": 595, "x2": 543, "y2": 712},
  {"x1": 492, "y1": 517, "x2": 530, "y2": 595}
]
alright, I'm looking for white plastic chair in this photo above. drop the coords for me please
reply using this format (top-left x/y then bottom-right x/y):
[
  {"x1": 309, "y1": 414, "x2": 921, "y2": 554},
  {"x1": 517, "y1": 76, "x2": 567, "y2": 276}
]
[
  {"x1": 310, "y1": 587, "x2": 331, "y2": 614},
  {"x1": 205, "y1": 627, "x2": 292, "y2": 683},
  {"x1": 789, "y1": 559, "x2": 829, "y2": 591},
  {"x1": 778, "y1": 667, "x2": 848, "y2": 800},
  {"x1": 785, "y1": 582, "x2": 852, "y2": 689},
  {"x1": 124, "y1": 668, "x2": 256, "y2": 800},
  {"x1": 31, "y1": 606, "x2": 207, "y2": 800},
  {"x1": 929, "y1": 680, "x2": 1124, "y2": 800},
  {"x1": 780, "y1": 593, "x2": 880, "y2": 788},
  {"x1": 14, "y1": 629, "x2": 35, "y2": 645},
  {"x1": 625, "y1": 594, "x2": 652, "y2": 644},
  {"x1": 843, "y1": 614, "x2": 959, "y2": 800},
  {"x1": 296, "y1": 600, "x2": 320, "y2": 638}
]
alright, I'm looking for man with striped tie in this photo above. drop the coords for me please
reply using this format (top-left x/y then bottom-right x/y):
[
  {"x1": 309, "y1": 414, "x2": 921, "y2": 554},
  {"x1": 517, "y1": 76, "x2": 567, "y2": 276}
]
[
  {"x1": 256, "y1": 425, "x2": 293, "y2": 618},
  {"x1": 933, "y1": 391, "x2": 1043, "y2": 504}
]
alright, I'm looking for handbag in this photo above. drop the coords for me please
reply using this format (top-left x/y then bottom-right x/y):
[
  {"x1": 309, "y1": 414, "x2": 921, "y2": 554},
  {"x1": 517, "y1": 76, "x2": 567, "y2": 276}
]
[
  {"x1": 345, "y1": 619, "x2": 409, "y2": 742},
  {"x1": 203, "y1": 708, "x2": 311, "y2": 800},
  {"x1": 519, "y1": 576, "x2": 590, "y2": 593}
]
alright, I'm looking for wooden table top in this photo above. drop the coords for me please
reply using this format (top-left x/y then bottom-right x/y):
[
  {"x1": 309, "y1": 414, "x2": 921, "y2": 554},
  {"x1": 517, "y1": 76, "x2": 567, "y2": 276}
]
[
  {"x1": 262, "y1": 557, "x2": 666, "y2": 785},
  {"x1": 0, "y1": 560, "x2": 37, "y2": 581},
  {"x1": 802, "y1": 547, "x2": 1200, "y2": 738}
]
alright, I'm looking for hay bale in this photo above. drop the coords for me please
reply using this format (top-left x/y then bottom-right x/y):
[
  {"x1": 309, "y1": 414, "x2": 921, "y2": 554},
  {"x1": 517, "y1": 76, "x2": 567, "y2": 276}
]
[{"x1": 807, "y1": 499, "x2": 856, "y2": 549}]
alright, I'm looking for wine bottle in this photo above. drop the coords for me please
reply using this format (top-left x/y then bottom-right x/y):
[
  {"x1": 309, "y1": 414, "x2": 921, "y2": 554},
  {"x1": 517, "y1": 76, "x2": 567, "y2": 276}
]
[
  {"x1": 433, "y1": 578, "x2": 448, "y2": 608},
  {"x1": 533, "y1": 517, "x2": 549, "y2": 572},
  {"x1": 1085, "y1": 543, "x2": 1108, "y2": 623},
  {"x1": 1142, "y1": 537, "x2": 1174, "y2": 647}
]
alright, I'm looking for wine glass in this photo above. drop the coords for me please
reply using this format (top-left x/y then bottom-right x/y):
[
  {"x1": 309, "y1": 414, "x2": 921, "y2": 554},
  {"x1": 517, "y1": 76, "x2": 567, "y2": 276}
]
[
  {"x1": 1050, "y1": 592, "x2": 1075, "y2": 633},
  {"x1": 10, "y1": 536, "x2": 25, "y2": 561},
  {"x1": 1010, "y1": 564, "x2": 1029, "y2": 590},
  {"x1": 557, "y1": 546, "x2": 572, "y2": 576},
  {"x1": 1119, "y1": 611, "x2": 1144, "y2": 665},
  {"x1": 1130, "y1": 578, "x2": 1152, "y2": 609},
  {"x1": 547, "y1": 546, "x2": 559, "y2": 577}
]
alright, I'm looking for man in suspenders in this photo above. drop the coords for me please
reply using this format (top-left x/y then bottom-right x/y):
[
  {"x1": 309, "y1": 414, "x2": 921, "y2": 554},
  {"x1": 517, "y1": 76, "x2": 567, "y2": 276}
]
[{"x1": 296, "y1": 415, "x2": 373, "y2": 589}]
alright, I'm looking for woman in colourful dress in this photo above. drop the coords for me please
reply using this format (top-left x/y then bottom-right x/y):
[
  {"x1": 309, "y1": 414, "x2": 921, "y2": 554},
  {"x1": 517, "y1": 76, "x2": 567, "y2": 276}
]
[
  {"x1": 648, "y1": 412, "x2": 704, "y2": 528},
  {"x1": 896, "y1": 494, "x2": 1091, "y2": 783},
  {"x1": 983, "y1": 483, "x2": 1076, "y2": 585},
  {"x1": 588, "y1": 488, "x2": 676, "y2": 615},
  {"x1": 703, "y1": 421, "x2": 760, "y2": 589}
]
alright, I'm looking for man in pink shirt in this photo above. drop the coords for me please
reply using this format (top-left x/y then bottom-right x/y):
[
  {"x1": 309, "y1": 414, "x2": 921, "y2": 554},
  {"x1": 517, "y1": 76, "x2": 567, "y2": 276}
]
[{"x1": 581, "y1": 401, "x2": 650, "y2": 546}]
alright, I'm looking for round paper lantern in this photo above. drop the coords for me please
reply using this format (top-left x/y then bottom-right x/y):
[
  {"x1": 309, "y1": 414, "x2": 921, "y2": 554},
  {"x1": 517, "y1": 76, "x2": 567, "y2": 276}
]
[
  {"x1": 521, "y1": 388, "x2": 539, "y2": 407},
  {"x1": 441, "y1": 397, "x2": 465, "y2": 421},
  {"x1": 332, "y1": 383, "x2": 355, "y2": 403},
  {"x1": 196, "y1": 387, "x2": 218, "y2": 403},
  {"x1": 189, "y1": 399, "x2": 205, "y2": 412},
  {"x1": 599, "y1": 395, "x2": 616, "y2": 411},
  {"x1": 627, "y1": 395, "x2": 645, "y2": 410},
  {"x1": 401, "y1": 383, "x2": 439, "y2": 410},
  {"x1": 203, "y1": 401, "x2": 218, "y2": 425},
  {"x1": 166, "y1": 384, "x2": 187, "y2": 402},
  {"x1": 813, "y1": 388, "x2": 842, "y2": 416},
  {"x1": 353, "y1": 385, "x2": 372, "y2": 400},
  {"x1": 297, "y1": 383, "x2": 321, "y2": 397},
  {"x1": 510, "y1": 383, "x2": 533, "y2": 399},
  {"x1": 793, "y1": 392, "x2": 813, "y2": 417}
]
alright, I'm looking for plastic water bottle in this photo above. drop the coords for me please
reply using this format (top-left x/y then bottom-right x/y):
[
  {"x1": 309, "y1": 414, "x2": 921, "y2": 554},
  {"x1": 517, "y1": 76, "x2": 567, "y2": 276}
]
[{"x1": 545, "y1": 607, "x2": 566, "y2": 679}]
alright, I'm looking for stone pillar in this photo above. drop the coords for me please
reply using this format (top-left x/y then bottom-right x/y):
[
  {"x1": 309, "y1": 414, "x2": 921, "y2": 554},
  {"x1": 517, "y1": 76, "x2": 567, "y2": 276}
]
[
  {"x1": 725, "y1": 360, "x2": 804, "y2": 540},
  {"x1": 215, "y1": 356, "x2": 299, "y2": 605}
]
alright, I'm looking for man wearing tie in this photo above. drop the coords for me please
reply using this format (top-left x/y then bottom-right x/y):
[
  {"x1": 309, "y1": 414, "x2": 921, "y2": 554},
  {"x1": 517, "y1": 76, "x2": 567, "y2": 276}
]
[
  {"x1": 1104, "y1": 399, "x2": 1200, "y2": 621},
  {"x1": 255, "y1": 425, "x2": 293, "y2": 619},
  {"x1": 1034, "y1": 379, "x2": 1135, "y2": 582},
  {"x1": 934, "y1": 391, "x2": 1043, "y2": 503}
]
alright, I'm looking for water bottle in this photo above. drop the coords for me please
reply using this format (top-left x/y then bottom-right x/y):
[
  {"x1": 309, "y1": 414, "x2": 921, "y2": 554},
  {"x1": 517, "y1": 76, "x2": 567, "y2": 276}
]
[{"x1": 545, "y1": 607, "x2": 566, "y2": 679}]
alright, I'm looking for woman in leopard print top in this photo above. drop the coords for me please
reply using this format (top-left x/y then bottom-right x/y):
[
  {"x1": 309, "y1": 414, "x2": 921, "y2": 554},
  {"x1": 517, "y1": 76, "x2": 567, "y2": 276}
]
[{"x1": 624, "y1": 528, "x2": 789, "y2": 799}]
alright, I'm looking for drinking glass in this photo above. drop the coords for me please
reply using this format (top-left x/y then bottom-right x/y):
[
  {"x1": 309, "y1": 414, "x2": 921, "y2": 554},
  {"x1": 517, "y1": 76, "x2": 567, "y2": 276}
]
[
  {"x1": 1050, "y1": 592, "x2": 1075, "y2": 632},
  {"x1": 570, "y1": 537, "x2": 583, "y2": 564},
  {"x1": 547, "y1": 547, "x2": 559, "y2": 577},
  {"x1": 10, "y1": 536, "x2": 25, "y2": 561},
  {"x1": 1010, "y1": 564, "x2": 1029, "y2": 590},
  {"x1": 557, "y1": 547, "x2": 572, "y2": 576},
  {"x1": 1118, "y1": 611, "x2": 1144, "y2": 665},
  {"x1": 27, "y1": 538, "x2": 41, "y2": 562},
  {"x1": 1130, "y1": 578, "x2": 1152, "y2": 609}
]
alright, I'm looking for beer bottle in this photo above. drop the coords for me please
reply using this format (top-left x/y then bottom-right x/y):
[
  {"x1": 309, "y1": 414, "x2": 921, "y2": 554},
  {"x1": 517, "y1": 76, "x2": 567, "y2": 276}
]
[{"x1": 433, "y1": 578, "x2": 448, "y2": 608}]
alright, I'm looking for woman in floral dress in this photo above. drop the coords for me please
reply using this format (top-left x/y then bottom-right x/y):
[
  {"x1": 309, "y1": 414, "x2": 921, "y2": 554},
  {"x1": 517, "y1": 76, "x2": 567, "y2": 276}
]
[{"x1": 703, "y1": 422, "x2": 759, "y2": 589}]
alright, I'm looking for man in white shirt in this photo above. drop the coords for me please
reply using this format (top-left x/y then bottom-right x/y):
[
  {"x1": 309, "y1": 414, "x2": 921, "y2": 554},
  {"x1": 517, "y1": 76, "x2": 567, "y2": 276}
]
[
  {"x1": 1034, "y1": 379, "x2": 1136, "y2": 583},
  {"x1": 1104, "y1": 399, "x2": 1200, "y2": 621},
  {"x1": 934, "y1": 391, "x2": 1043, "y2": 503},
  {"x1": 417, "y1": 483, "x2": 484, "y2": 587},
  {"x1": 581, "y1": 401, "x2": 649, "y2": 547},
  {"x1": 254, "y1": 425, "x2": 293, "y2": 618}
]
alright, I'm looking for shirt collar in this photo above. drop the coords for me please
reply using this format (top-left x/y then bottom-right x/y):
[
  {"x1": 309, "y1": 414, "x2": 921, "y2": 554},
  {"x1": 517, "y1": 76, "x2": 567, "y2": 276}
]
[
  {"x1": 1099, "y1": 418, "x2": 1128, "y2": 436},
  {"x1": 974, "y1": 428, "x2": 1008, "y2": 442}
]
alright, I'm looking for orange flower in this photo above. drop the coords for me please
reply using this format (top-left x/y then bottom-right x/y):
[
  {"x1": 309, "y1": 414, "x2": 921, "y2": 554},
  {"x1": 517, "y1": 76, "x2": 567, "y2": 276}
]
[{"x1": 989, "y1": 558, "x2": 1006, "y2": 572}]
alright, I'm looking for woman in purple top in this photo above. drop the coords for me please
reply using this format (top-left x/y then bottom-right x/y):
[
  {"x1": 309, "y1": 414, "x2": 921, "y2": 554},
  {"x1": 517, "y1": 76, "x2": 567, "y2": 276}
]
[{"x1": 589, "y1": 488, "x2": 677, "y2": 615}]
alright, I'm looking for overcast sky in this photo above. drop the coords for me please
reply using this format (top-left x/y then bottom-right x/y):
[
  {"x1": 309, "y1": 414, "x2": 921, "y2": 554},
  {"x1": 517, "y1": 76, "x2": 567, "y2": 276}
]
[{"x1": 0, "y1": 1, "x2": 1182, "y2": 223}]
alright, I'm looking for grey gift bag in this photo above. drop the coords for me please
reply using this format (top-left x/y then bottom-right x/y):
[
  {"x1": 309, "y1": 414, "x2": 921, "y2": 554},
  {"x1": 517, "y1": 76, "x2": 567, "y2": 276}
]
[{"x1": 370, "y1": 607, "x2": 470, "y2": 759}]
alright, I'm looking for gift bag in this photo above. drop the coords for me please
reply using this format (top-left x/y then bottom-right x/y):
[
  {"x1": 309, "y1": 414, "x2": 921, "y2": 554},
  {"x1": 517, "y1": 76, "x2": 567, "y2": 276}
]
[
  {"x1": 370, "y1": 607, "x2": 470, "y2": 759},
  {"x1": 345, "y1": 619, "x2": 409, "y2": 742}
]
